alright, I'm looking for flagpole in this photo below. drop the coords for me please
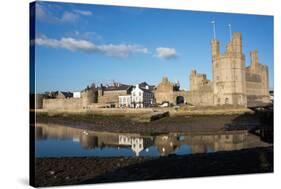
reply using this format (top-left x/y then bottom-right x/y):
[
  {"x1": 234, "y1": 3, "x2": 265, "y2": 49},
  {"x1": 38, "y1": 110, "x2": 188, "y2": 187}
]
[
  {"x1": 211, "y1": 21, "x2": 216, "y2": 40},
  {"x1": 228, "y1": 24, "x2": 232, "y2": 40}
]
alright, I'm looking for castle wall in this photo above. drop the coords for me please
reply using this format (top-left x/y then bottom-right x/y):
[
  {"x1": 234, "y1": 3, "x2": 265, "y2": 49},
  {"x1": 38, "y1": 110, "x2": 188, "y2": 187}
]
[
  {"x1": 35, "y1": 94, "x2": 44, "y2": 109},
  {"x1": 155, "y1": 91, "x2": 174, "y2": 104},
  {"x1": 43, "y1": 98, "x2": 83, "y2": 110},
  {"x1": 98, "y1": 90, "x2": 128, "y2": 105},
  {"x1": 185, "y1": 84, "x2": 214, "y2": 106}
]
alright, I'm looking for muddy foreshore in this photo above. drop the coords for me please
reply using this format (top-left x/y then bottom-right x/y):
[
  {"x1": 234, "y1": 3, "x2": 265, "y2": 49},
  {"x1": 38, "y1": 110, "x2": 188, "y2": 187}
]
[
  {"x1": 35, "y1": 111, "x2": 265, "y2": 133},
  {"x1": 34, "y1": 146, "x2": 273, "y2": 187}
]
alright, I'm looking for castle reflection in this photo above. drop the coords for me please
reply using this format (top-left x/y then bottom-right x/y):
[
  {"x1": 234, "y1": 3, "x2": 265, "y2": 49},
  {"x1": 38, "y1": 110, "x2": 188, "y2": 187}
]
[{"x1": 35, "y1": 124, "x2": 271, "y2": 157}]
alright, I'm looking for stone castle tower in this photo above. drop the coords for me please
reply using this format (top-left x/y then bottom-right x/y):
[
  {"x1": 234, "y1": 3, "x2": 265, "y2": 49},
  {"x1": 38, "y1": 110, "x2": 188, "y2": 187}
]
[
  {"x1": 210, "y1": 32, "x2": 270, "y2": 107},
  {"x1": 211, "y1": 32, "x2": 247, "y2": 106},
  {"x1": 81, "y1": 85, "x2": 97, "y2": 108},
  {"x1": 245, "y1": 50, "x2": 270, "y2": 106},
  {"x1": 190, "y1": 70, "x2": 210, "y2": 91}
]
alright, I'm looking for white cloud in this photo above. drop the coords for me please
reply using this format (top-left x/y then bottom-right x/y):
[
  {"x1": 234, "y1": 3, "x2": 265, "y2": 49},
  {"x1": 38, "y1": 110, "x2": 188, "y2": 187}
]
[
  {"x1": 66, "y1": 31, "x2": 103, "y2": 42},
  {"x1": 35, "y1": 4, "x2": 46, "y2": 18},
  {"x1": 60, "y1": 11, "x2": 80, "y2": 23},
  {"x1": 155, "y1": 47, "x2": 177, "y2": 59},
  {"x1": 35, "y1": 3, "x2": 92, "y2": 23},
  {"x1": 74, "y1": 10, "x2": 93, "y2": 16},
  {"x1": 35, "y1": 36, "x2": 148, "y2": 58},
  {"x1": 98, "y1": 44, "x2": 148, "y2": 57}
]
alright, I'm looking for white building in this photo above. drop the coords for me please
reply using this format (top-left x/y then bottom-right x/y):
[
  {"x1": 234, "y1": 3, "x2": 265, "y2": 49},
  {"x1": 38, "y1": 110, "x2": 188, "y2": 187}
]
[
  {"x1": 118, "y1": 95, "x2": 131, "y2": 108},
  {"x1": 131, "y1": 84, "x2": 154, "y2": 108},
  {"x1": 73, "y1": 92, "x2": 81, "y2": 98},
  {"x1": 118, "y1": 135, "x2": 144, "y2": 156}
]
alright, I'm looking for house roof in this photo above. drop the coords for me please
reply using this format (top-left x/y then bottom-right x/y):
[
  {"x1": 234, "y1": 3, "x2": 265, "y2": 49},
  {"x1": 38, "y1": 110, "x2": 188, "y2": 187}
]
[
  {"x1": 138, "y1": 82, "x2": 155, "y2": 92},
  {"x1": 60, "y1": 91, "x2": 73, "y2": 98},
  {"x1": 102, "y1": 84, "x2": 133, "y2": 91},
  {"x1": 45, "y1": 91, "x2": 73, "y2": 98}
]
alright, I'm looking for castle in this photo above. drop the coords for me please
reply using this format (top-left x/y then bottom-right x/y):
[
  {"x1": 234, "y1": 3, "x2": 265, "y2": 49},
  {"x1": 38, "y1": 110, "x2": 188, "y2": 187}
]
[
  {"x1": 154, "y1": 32, "x2": 270, "y2": 107},
  {"x1": 40, "y1": 32, "x2": 270, "y2": 110}
]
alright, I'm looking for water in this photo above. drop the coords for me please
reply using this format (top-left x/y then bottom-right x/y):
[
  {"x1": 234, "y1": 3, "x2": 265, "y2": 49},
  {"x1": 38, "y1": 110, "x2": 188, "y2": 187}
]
[{"x1": 35, "y1": 123, "x2": 271, "y2": 158}]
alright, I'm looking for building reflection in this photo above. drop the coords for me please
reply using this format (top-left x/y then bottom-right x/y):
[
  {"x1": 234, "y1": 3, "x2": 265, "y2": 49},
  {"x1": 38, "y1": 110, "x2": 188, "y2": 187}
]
[{"x1": 35, "y1": 124, "x2": 269, "y2": 157}]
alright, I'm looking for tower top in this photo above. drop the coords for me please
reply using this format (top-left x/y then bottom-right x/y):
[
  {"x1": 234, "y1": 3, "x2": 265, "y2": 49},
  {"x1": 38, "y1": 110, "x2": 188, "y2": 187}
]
[
  {"x1": 250, "y1": 50, "x2": 259, "y2": 66},
  {"x1": 232, "y1": 32, "x2": 242, "y2": 39}
]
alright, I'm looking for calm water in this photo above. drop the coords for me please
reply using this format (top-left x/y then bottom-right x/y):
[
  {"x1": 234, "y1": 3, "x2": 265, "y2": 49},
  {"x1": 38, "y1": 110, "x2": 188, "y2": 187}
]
[{"x1": 35, "y1": 123, "x2": 271, "y2": 157}]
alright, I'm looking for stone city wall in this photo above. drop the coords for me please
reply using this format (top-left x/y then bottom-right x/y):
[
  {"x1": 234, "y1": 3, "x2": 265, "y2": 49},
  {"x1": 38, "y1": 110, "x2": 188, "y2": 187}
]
[
  {"x1": 43, "y1": 98, "x2": 83, "y2": 110},
  {"x1": 186, "y1": 90, "x2": 214, "y2": 106},
  {"x1": 98, "y1": 90, "x2": 128, "y2": 105},
  {"x1": 154, "y1": 91, "x2": 174, "y2": 104}
]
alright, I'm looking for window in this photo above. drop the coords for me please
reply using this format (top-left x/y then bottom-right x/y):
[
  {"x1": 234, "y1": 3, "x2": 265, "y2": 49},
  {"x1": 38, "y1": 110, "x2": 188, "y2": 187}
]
[
  {"x1": 225, "y1": 98, "x2": 229, "y2": 104},
  {"x1": 139, "y1": 92, "x2": 141, "y2": 96},
  {"x1": 216, "y1": 76, "x2": 219, "y2": 80}
]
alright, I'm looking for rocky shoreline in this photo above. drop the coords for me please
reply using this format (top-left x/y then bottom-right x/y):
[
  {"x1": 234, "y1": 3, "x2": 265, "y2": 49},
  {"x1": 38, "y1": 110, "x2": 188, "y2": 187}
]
[{"x1": 34, "y1": 146, "x2": 273, "y2": 187}]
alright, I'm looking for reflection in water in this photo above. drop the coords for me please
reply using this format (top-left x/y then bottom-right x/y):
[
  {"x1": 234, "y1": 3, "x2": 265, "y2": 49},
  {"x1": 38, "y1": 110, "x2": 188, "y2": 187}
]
[{"x1": 35, "y1": 124, "x2": 271, "y2": 157}]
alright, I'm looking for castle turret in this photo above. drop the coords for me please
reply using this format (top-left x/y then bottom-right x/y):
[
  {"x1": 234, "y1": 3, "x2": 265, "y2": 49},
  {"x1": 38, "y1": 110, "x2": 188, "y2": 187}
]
[
  {"x1": 250, "y1": 50, "x2": 259, "y2": 72},
  {"x1": 232, "y1": 32, "x2": 242, "y2": 55},
  {"x1": 211, "y1": 39, "x2": 220, "y2": 58},
  {"x1": 81, "y1": 86, "x2": 97, "y2": 108}
]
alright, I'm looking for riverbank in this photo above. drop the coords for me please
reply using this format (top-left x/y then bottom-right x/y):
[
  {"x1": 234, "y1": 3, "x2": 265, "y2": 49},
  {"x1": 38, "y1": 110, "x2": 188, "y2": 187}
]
[
  {"x1": 35, "y1": 110, "x2": 264, "y2": 133},
  {"x1": 34, "y1": 146, "x2": 273, "y2": 187},
  {"x1": 34, "y1": 105, "x2": 253, "y2": 117}
]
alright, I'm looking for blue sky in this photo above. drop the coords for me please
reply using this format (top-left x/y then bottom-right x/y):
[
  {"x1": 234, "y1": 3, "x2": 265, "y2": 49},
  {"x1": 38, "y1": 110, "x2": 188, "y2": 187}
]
[{"x1": 34, "y1": 1, "x2": 274, "y2": 92}]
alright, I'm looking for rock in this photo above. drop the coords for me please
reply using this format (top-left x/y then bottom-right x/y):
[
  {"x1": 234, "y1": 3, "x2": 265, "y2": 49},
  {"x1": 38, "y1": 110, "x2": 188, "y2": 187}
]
[{"x1": 49, "y1": 171, "x2": 55, "y2": 175}]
